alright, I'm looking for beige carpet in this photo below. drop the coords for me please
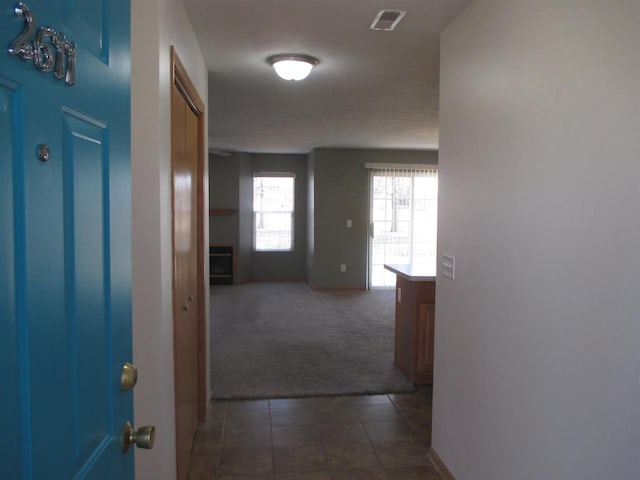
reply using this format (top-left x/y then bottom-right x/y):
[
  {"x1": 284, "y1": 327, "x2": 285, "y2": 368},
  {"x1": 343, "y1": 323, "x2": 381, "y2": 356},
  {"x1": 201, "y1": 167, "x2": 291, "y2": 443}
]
[{"x1": 209, "y1": 282, "x2": 416, "y2": 399}]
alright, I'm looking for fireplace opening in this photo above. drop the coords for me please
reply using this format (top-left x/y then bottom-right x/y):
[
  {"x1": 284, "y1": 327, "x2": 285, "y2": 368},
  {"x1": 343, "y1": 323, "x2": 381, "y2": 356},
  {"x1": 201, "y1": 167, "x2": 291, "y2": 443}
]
[{"x1": 209, "y1": 245, "x2": 233, "y2": 285}]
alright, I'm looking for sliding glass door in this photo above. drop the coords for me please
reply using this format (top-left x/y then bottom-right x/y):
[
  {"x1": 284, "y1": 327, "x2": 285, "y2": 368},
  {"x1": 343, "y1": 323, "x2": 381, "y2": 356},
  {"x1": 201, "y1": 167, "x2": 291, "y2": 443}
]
[{"x1": 368, "y1": 167, "x2": 438, "y2": 288}]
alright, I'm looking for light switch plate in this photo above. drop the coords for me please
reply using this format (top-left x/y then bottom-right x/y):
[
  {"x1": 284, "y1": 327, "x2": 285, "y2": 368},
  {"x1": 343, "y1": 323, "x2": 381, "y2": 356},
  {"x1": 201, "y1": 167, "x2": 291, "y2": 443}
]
[
  {"x1": 346, "y1": 219, "x2": 352, "y2": 228},
  {"x1": 442, "y1": 254, "x2": 455, "y2": 280}
]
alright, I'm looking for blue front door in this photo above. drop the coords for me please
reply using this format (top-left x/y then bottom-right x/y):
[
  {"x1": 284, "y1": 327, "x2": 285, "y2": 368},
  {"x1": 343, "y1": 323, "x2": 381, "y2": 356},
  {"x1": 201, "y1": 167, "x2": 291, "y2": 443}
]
[{"x1": 1, "y1": 1, "x2": 133, "y2": 478}]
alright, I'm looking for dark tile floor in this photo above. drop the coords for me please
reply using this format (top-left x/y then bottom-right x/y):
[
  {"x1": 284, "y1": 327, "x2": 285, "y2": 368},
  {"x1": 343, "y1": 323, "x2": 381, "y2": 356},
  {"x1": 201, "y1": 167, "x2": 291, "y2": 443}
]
[{"x1": 188, "y1": 387, "x2": 441, "y2": 480}]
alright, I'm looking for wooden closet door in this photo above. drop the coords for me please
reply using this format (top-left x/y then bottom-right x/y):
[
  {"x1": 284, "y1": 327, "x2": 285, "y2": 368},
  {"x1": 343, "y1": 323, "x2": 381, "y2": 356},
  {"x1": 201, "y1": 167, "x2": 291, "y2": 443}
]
[{"x1": 172, "y1": 83, "x2": 199, "y2": 480}]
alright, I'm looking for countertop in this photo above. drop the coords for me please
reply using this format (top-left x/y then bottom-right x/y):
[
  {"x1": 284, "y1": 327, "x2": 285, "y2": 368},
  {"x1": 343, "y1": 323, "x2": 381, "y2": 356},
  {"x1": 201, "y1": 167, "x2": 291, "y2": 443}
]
[{"x1": 384, "y1": 264, "x2": 437, "y2": 282}]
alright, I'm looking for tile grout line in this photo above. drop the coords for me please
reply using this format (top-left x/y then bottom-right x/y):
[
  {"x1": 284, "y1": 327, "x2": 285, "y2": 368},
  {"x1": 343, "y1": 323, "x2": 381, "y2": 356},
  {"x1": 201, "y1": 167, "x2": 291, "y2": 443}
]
[
  {"x1": 361, "y1": 395, "x2": 389, "y2": 476},
  {"x1": 268, "y1": 399, "x2": 276, "y2": 480},
  {"x1": 389, "y1": 391, "x2": 441, "y2": 478},
  {"x1": 214, "y1": 400, "x2": 229, "y2": 478}
]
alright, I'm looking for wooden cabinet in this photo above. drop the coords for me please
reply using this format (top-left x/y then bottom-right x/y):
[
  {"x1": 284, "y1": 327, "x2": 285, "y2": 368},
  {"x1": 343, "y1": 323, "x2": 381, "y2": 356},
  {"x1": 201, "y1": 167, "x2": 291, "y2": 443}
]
[
  {"x1": 416, "y1": 301, "x2": 435, "y2": 382},
  {"x1": 385, "y1": 264, "x2": 436, "y2": 385}
]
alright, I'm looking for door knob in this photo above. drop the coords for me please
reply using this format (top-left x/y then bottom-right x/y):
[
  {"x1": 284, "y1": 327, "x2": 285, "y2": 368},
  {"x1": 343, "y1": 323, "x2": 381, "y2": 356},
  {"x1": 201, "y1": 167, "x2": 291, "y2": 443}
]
[
  {"x1": 121, "y1": 421, "x2": 155, "y2": 452},
  {"x1": 120, "y1": 362, "x2": 138, "y2": 391}
]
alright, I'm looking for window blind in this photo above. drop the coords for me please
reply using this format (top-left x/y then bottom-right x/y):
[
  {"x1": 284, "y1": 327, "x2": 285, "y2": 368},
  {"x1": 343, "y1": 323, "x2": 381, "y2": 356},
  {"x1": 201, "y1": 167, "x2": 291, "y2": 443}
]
[{"x1": 369, "y1": 167, "x2": 438, "y2": 287}]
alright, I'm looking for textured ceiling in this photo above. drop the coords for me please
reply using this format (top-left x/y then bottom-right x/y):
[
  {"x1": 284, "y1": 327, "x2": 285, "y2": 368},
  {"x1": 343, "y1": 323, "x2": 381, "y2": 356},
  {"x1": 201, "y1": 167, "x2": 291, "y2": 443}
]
[{"x1": 183, "y1": 0, "x2": 474, "y2": 154}]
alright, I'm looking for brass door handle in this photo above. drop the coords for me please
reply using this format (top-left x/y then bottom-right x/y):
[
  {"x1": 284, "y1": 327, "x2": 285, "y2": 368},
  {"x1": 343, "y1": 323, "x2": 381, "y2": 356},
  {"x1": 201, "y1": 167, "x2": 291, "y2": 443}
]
[{"x1": 122, "y1": 422, "x2": 155, "y2": 452}]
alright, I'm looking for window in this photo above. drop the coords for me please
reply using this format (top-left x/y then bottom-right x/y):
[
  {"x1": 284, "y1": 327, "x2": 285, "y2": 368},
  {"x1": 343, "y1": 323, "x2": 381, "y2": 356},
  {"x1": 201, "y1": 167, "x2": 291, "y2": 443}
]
[{"x1": 253, "y1": 174, "x2": 295, "y2": 251}]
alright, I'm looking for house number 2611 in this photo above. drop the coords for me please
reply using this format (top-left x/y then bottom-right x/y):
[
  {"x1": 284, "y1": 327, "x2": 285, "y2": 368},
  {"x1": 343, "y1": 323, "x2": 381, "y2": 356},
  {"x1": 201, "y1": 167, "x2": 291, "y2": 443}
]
[{"x1": 8, "y1": 2, "x2": 77, "y2": 86}]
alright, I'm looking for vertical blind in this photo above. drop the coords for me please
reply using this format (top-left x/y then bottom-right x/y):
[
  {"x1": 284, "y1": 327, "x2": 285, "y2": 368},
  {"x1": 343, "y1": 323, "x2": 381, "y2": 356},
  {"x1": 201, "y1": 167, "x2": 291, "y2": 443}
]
[{"x1": 369, "y1": 166, "x2": 438, "y2": 287}]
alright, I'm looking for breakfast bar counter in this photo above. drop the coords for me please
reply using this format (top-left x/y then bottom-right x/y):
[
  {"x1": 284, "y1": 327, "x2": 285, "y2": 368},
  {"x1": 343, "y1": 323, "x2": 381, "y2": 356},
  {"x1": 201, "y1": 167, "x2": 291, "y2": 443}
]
[{"x1": 384, "y1": 264, "x2": 436, "y2": 384}]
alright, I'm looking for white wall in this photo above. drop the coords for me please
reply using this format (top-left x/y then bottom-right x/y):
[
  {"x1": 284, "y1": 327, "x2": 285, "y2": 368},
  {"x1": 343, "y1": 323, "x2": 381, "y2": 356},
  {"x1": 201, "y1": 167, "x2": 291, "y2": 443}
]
[
  {"x1": 131, "y1": 1, "x2": 208, "y2": 479},
  {"x1": 434, "y1": 1, "x2": 640, "y2": 479}
]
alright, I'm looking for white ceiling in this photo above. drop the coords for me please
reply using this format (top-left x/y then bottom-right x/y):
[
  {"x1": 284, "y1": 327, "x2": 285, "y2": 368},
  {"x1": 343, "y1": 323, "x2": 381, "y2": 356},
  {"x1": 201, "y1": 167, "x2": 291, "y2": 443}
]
[{"x1": 183, "y1": 0, "x2": 474, "y2": 154}]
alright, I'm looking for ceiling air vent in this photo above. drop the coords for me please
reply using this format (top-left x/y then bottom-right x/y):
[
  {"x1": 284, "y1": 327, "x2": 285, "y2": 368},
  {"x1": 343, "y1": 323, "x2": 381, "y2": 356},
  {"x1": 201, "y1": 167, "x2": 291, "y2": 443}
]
[{"x1": 369, "y1": 10, "x2": 406, "y2": 31}]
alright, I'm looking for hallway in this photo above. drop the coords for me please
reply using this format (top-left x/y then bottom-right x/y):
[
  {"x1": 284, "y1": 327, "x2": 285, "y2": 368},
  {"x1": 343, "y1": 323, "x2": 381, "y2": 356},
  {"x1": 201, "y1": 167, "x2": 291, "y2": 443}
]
[{"x1": 188, "y1": 387, "x2": 438, "y2": 479}]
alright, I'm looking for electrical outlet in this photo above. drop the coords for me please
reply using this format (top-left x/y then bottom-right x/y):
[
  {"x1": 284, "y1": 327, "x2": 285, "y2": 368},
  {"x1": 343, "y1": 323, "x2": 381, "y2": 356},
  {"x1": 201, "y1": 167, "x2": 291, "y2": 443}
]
[
  {"x1": 346, "y1": 219, "x2": 352, "y2": 228},
  {"x1": 340, "y1": 264, "x2": 347, "y2": 272}
]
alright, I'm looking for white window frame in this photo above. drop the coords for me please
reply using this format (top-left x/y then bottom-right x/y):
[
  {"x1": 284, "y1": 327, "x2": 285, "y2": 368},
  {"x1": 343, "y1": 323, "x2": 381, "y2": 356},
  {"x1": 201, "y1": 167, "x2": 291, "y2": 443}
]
[{"x1": 253, "y1": 172, "x2": 295, "y2": 252}]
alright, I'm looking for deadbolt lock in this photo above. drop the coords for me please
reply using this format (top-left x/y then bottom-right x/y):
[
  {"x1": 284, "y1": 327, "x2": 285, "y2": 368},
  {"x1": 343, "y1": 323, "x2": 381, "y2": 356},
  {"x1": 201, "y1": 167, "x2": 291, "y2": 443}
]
[
  {"x1": 121, "y1": 421, "x2": 155, "y2": 452},
  {"x1": 37, "y1": 144, "x2": 50, "y2": 162},
  {"x1": 120, "y1": 363, "x2": 138, "y2": 391}
]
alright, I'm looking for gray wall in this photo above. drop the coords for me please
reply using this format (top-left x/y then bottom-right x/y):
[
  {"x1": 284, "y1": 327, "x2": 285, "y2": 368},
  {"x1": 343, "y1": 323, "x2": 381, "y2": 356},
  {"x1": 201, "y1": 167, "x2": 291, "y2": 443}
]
[
  {"x1": 306, "y1": 150, "x2": 315, "y2": 284},
  {"x1": 209, "y1": 153, "x2": 240, "y2": 245},
  {"x1": 251, "y1": 154, "x2": 308, "y2": 281},
  {"x1": 209, "y1": 152, "x2": 252, "y2": 284},
  {"x1": 237, "y1": 154, "x2": 253, "y2": 283},
  {"x1": 211, "y1": 148, "x2": 437, "y2": 287},
  {"x1": 309, "y1": 149, "x2": 438, "y2": 289},
  {"x1": 209, "y1": 152, "x2": 307, "y2": 282},
  {"x1": 434, "y1": 1, "x2": 640, "y2": 479}
]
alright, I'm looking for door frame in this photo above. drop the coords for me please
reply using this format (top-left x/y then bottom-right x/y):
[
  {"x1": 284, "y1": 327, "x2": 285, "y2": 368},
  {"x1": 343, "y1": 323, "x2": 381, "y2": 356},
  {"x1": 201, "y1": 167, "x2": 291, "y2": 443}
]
[
  {"x1": 367, "y1": 166, "x2": 439, "y2": 289},
  {"x1": 170, "y1": 47, "x2": 207, "y2": 421}
]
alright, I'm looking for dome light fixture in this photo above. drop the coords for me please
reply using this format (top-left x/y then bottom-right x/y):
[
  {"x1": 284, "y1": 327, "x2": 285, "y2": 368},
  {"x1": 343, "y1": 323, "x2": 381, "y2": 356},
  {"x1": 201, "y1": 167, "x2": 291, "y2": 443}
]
[{"x1": 267, "y1": 54, "x2": 319, "y2": 81}]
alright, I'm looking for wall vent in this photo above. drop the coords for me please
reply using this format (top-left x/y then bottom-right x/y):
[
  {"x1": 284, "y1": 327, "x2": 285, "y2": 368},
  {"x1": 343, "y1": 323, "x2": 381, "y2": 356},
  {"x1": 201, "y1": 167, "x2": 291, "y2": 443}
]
[{"x1": 369, "y1": 10, "x2": 406, "y2": 31}]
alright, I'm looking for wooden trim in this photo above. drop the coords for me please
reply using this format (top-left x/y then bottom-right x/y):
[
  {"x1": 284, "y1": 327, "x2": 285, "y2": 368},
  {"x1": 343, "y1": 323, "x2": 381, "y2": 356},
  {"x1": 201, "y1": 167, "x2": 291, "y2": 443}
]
[
  {"x1": 171, "y1": 48, "x2": 205, "y2": 113},
  {"x1": 170, "y1": 46, "x2": 208, "y2": 424},
  {"x1": 428, "y1": 447, "x2": 457, "y2": 480},
  {"x1": 195, "y1": 80, "x2": 207, "y2": 424}
]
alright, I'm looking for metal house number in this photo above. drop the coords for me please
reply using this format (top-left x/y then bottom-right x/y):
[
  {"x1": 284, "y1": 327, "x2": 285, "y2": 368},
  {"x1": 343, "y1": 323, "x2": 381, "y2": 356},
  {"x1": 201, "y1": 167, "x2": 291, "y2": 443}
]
[{"x1": 7, "y1": 2, "x2": 77, "y2": 86}]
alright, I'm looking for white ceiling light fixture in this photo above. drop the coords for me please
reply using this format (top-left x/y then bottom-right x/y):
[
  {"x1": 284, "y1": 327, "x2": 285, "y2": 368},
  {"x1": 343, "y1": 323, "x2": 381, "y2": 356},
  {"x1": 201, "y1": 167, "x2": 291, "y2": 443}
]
[{"x1": 267, "y1": 54, "x2": 319, "y2": 81}]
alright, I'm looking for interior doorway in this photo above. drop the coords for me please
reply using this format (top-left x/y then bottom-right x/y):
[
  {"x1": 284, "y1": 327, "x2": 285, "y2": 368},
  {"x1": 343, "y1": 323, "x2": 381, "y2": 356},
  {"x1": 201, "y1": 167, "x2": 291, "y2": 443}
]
[
  {"x1": 368, "y1": 166, "x2": 438, "y2": 288},
  {"x1": 170, "y1": 47, "x2": 207, "y2": 480}
]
